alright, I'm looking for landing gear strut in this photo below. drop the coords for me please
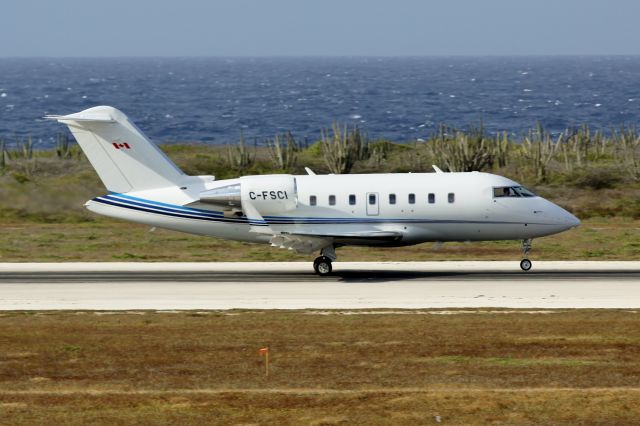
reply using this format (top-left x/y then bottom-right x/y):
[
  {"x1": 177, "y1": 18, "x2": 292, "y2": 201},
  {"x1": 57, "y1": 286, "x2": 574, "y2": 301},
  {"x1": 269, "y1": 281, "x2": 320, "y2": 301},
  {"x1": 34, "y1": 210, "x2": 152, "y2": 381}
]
[
  {"x1": 313, "y1": 245, "x2": 336, "y2": 276},
  {"x1": 520, "y1": 239, "x2": 533, "y2": 271}
]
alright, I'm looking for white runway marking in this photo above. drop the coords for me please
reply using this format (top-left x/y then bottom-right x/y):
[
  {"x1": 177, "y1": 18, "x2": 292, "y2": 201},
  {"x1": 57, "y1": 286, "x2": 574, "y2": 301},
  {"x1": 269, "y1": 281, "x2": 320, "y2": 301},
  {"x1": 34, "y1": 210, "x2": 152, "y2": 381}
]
[{"x1": 0, "y1": 262, "x2": 638, "y2": 310}]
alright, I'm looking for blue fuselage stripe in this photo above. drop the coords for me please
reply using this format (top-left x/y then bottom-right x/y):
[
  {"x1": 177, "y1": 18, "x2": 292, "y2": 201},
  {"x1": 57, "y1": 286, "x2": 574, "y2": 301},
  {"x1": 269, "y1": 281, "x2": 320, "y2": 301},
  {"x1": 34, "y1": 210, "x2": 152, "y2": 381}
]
[
  {"x1": 110, "y1": 192, "x2": 220, "y2": 214},
  {"x1": 94, "y1": 198, "x2": 252, "y2": 224},
  {"x1": 104, "y1": 195, "x2": 223, "y2": 219}
]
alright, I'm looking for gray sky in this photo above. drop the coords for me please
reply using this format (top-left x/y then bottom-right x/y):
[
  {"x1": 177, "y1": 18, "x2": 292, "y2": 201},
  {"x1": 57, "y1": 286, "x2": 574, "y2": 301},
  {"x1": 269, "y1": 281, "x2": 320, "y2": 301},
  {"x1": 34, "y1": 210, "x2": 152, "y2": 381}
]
[{"x1": 2, "y1": 0, "x2": 639, "y2": 56}]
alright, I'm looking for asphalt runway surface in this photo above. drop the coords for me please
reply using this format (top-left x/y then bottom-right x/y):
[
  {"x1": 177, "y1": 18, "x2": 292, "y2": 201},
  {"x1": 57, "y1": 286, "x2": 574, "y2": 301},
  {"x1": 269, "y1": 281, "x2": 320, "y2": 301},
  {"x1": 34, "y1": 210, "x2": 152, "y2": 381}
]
[{"x1": 1, "y1": 262, "x2": 639, "y2": 310}]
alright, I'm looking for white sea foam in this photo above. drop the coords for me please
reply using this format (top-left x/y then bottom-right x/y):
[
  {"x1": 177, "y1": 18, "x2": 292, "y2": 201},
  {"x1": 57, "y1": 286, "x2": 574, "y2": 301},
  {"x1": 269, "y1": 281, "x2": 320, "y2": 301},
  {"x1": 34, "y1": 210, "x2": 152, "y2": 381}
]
[
  {"x1": 350, "y1": 114, "x2": 362, "y2": 119},
  {"x1": 0, "y1": 93, "x2": 6, "y2": 98}
]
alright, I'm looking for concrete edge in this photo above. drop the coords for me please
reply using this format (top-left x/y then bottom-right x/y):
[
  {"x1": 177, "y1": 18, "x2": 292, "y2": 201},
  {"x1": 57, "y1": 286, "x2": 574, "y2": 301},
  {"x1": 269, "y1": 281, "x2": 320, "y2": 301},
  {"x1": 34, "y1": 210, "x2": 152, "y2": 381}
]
[{"x1": 0, "y1": 261, "x2": 638, "y2": 273}]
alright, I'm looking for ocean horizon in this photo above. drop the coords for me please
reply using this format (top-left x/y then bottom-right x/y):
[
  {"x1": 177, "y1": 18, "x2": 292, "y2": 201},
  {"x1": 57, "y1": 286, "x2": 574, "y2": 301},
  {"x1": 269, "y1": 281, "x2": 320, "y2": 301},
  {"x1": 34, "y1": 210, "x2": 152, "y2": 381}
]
[{"x1": 1, "y1": 56, "x2": 639, "y2": 148}]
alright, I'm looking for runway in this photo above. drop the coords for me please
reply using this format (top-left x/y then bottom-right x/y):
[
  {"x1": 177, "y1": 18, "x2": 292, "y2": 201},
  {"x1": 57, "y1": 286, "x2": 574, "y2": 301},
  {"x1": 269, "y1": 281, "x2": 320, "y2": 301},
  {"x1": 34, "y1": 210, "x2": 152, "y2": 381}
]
[{"x1": 0, "y1": 261, "x2": 639, "y2": 310}]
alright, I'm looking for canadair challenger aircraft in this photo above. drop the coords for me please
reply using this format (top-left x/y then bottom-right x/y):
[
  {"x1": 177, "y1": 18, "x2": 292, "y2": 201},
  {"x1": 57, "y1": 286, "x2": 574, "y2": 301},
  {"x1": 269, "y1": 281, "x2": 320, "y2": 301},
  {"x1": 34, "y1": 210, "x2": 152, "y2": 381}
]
[{"x1": 47, "y1": 106, "x2": 580, "y2": 275}]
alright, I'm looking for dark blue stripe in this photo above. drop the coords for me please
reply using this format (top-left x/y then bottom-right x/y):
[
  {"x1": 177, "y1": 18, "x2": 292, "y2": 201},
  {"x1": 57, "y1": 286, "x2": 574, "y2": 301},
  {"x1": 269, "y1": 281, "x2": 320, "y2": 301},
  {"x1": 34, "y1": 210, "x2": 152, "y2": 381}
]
[
  {"x1": 104, "y1": 195, "x2": 224, "y2": 219},
  {"x1": 94, "y1": 198, "x2": 259, "y2": 225},
  {"x1": 111, "y1": 192, "x2": 221, "y2": 214}
]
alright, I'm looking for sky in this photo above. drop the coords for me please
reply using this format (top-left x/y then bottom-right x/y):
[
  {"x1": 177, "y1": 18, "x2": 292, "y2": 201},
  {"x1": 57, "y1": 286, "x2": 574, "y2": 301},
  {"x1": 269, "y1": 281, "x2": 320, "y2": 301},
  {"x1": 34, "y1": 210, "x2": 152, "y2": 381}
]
[{"x1": 1, "y1": 0, "x2": 639, "y2": 57}]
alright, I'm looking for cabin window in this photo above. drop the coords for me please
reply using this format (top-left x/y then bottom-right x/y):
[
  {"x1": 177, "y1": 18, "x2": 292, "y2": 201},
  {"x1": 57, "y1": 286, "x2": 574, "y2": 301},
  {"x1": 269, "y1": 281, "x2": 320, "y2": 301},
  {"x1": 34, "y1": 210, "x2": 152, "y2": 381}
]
[
  {"x1": 428, "y1": 193, "x2": 435, "y2": 204},
  {"x1": 448, "y1": 193, "x2": 455, "y2": 203},
  {"x1": 369, "y1": 194, "x2": 376, "y2": 205},
  {"x1": 389, "y1": 194, "x2": 396, "y2": 205},
  {"x1": 329, "y1": 195, "x2": 336, "y2": 206},
  {"x1": 349, "y1": 194, "x2": 356, "y2": 205},
  {"x1": 310, "y1": 195, "x2": 317, "y2": 206},
  {"x1": 408, "y1": 193, "x2": 415, "y2": 204}
]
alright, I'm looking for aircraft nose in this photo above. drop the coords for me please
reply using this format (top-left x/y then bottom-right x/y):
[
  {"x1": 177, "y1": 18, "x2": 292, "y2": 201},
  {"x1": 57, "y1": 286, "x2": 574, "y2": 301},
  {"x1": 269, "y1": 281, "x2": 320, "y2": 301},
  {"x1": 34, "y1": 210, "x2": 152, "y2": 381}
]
[
  {"x1": 564, "y1": 211, "x2": 581, "y2": 229},
  {"x1": 538, "y1": 199, "x2": 580, "y2": 230}
]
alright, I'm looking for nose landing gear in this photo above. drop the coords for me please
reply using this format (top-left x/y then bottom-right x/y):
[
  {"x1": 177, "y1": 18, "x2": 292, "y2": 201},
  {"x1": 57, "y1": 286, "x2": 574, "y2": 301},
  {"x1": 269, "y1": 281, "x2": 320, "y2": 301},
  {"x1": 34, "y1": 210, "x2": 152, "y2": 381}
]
[{"x1": 520, "y1": 239, "x2": 533, "y2": 271}]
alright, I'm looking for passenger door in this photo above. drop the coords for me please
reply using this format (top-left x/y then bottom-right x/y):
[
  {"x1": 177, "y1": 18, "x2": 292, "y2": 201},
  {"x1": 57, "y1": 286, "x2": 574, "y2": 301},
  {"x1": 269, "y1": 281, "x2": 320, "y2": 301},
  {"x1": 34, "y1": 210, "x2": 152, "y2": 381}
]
[{"x1": 366, "y1": 192, "x2": 379, "y2": 216}]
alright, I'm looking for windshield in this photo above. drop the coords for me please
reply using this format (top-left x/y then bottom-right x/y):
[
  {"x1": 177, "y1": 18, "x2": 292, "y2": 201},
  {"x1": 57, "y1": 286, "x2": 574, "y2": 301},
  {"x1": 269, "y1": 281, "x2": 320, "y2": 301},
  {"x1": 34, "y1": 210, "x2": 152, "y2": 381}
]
[{"x1": 493, "y1": 186, "x2": 536, "y2": 198}]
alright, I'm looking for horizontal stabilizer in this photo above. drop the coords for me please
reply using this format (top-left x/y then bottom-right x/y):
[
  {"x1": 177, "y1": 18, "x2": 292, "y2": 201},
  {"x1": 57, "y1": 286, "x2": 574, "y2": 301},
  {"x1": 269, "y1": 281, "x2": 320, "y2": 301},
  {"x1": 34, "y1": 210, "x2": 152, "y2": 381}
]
[{"x1": 45, "y1": 110, "x2": 117, "y2": 123}]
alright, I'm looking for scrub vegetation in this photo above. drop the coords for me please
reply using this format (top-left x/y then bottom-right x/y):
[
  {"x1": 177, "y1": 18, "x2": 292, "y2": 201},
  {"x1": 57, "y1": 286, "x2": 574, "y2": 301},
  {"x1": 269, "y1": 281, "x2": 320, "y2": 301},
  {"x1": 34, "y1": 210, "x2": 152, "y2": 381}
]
[
  {"x1": 0, "y1": 123, "x2": 639, "y2": 261},
  {"x1": 0, "y1": 309, "x2": 639, "y2": 424},
  {"x1": 0, "y1": 216, "x2": 637, "y2": 261}
]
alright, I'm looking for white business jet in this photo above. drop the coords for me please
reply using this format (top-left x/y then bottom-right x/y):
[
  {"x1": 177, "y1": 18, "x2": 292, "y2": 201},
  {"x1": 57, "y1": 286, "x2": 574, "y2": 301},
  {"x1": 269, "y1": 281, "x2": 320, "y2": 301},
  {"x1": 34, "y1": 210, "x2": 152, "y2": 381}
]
[{"x1": 47, "y1": 106, "x2": 580, "y2": 275}]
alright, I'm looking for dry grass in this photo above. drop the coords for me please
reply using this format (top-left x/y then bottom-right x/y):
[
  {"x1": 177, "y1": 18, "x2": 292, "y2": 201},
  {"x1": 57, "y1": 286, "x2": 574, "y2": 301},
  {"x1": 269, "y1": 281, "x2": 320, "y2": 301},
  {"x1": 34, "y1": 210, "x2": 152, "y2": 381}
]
[
  {"x1": 0, "y1": 310, "x2": 639, "y2": 424},
  {"x1": 0, "y1": 216, "x2": 638, "y2": 262}
]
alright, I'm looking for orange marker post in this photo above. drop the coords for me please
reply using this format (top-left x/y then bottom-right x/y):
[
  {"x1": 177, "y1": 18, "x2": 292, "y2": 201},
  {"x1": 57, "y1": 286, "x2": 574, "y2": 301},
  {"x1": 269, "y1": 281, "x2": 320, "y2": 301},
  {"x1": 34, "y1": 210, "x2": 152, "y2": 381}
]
[{"x1": 259, "y1": 347, "x2": 269, "y2": 376}]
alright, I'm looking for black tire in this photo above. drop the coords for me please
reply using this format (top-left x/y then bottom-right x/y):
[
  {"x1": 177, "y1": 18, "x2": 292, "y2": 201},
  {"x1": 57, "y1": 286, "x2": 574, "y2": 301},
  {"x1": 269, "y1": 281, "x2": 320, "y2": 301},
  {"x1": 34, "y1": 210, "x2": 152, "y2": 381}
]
[
  {"x1": 520, "y1": 259, "x2": 532, "y2": 271},
  {"x1": 313, "y1": 256, "x2": 332, "y2": 276}
]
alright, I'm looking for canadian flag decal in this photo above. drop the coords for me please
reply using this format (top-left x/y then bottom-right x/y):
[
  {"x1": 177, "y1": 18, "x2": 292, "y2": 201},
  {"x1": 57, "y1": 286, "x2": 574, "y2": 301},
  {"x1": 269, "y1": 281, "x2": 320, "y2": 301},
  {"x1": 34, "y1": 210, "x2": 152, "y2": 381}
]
[{"x1": 112, "y1": 142, "x2": 131, "y2": 149}]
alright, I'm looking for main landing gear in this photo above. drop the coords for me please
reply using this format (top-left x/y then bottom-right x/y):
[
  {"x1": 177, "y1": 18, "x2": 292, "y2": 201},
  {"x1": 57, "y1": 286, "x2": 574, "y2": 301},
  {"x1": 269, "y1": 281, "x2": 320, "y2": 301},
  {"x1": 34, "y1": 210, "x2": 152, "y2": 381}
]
[
  {"x1": 313, "y1": 245, "x2": 336, "y2": 276},
  {"x1": 313, "y1": 256, "x2": 333, "y2": 276},
  {"x1": 520, "y1": 239, "x2": 533, "y2": 271}
]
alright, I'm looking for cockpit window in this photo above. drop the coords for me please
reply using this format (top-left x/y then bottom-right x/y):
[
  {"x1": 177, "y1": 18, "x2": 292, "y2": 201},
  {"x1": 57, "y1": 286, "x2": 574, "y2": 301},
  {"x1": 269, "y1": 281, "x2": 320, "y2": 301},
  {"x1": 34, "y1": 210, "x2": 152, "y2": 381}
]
[{"x1": 493, "y1": 186, "x2": 536, "y2": 198}]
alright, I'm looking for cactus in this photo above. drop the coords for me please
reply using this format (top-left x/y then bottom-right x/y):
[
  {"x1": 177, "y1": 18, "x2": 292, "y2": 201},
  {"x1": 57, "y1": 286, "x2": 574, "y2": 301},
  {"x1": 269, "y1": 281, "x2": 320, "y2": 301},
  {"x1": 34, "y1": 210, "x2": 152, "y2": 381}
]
[
  {"x1": 320, "y1": 123, "x2": 369, "y2": 174},
  {"x1": 226, "y1": 131, "x2": 255, "y2": 171},
  {"x1": 495, "y1": 131, "x2": 511, "y2": 168},
  {"x1": 267, "y1": 131, "x2": 299, "y2": 171},
  {"x1": 517, "y1": 123, "x2": 561, "y2": 184},
  {"x1": 370, "y1": 141, "x2": 391, "y2": 168},
  {"x1": 428, "y1": 123, "x2": 495, "y2": 172},
  {"x1": 21, "y1": 136, "x2": 34, "y2": 160},
  {"x1": 616, "y1": 126, "x2": 640, "y2": 182},
  {"x1": 56, "y1": 133, "x2": 71, "y2": 159},
  {"x1": 0, "y1": 139, "x2": 5, "y2": 171}
]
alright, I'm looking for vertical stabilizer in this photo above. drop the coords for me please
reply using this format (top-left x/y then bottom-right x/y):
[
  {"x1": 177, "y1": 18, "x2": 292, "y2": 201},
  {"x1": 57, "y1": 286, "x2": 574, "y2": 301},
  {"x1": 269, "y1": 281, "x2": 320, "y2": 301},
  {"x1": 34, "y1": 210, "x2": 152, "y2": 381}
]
[{"x1": 47, "y1": 106, "x2": 187, "y2": 192}]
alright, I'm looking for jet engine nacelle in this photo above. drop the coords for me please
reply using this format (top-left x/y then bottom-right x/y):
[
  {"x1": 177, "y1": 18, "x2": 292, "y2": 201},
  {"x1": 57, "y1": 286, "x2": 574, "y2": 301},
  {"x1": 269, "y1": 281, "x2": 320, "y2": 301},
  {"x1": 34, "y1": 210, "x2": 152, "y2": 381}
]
[{"x1": 240, "y1": 175, "x2": 297, "y2": 214}]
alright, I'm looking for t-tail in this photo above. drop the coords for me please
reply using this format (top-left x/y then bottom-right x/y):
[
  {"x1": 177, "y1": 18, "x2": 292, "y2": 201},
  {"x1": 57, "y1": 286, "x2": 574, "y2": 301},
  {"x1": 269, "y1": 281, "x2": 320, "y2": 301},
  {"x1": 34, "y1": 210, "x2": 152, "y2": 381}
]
[{"x1": 46, "y1": 106, "x2": 188, "y2": 193}]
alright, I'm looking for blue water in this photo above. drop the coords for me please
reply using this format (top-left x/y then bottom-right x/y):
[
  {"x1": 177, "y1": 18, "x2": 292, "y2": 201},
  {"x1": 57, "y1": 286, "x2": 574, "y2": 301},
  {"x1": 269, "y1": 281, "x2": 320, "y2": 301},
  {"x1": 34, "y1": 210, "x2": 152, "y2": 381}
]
[{"x1": 1, "y1": 57, "x2": 639, "y2": 148}]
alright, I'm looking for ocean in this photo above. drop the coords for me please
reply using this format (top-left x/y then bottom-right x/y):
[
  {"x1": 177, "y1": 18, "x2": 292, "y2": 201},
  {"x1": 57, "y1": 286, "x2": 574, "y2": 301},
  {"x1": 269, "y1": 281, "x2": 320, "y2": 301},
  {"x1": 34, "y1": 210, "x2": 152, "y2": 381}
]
[{"x1": 0, "y1": 56, "x2": 639, "y2": 148}]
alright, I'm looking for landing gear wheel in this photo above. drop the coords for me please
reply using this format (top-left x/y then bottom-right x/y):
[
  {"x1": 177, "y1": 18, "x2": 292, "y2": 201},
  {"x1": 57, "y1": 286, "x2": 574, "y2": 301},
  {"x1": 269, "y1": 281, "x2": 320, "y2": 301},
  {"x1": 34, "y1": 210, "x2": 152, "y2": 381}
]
[
  {"x1": 520, "y1": 239, "x2": 533, "y2": 271},
  {"x1": 313, "y1": 256, "x2": 333, "y2": 276}
]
